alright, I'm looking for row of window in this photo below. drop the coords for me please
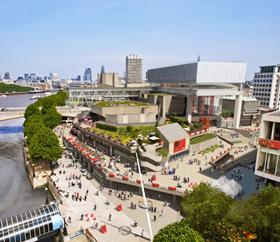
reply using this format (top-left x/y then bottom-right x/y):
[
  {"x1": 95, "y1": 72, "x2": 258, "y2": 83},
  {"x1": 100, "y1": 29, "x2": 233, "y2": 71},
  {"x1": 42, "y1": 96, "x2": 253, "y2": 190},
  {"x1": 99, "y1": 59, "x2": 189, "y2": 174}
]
[
  {"x1": 255, "y1": 74, "x2": 273, "y2": 78},
  {"x1": 254, "y1": 84, "x2": 272, "y2": 88},
  {"x1": 2, "y1": 222, "x2": 54, "y2": 242}
]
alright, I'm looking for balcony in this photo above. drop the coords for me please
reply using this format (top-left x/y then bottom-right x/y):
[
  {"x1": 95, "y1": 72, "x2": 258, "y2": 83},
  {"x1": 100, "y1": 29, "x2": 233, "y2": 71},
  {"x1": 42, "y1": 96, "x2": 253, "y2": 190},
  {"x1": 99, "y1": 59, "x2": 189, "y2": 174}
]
[{"x1": 259, "y1": 138, "x2": 280, "y2": 150}]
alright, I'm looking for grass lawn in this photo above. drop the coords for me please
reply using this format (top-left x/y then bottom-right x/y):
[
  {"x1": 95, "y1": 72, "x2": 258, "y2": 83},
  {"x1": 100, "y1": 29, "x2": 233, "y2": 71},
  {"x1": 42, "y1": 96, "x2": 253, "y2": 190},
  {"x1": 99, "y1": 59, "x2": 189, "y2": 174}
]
[
  {"x1": 91, "y1": 127, "x2": 131, "y2": 144},
  {"x1": 198, "y1": 144, "x2": 220, "y2": 155},
  {"x1": 157, "y1": 147, "x2": 169, "y2": 157},
  {"x1": 91, "y1": 124, "x2": 155, "y2": 145},
  {"x1": 190, "y1": 133, "x2": 216, "y2": 145}
]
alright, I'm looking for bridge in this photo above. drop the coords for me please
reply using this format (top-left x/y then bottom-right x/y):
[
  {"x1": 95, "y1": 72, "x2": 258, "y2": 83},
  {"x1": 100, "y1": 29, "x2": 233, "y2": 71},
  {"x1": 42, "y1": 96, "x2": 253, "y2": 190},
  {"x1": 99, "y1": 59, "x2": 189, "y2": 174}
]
[
  {"x1": 0, "y1": 202, "x2": 64, "y2": 242},
  {"x1": 0, "y1": 106, "x2": 90, "y2": 121}
]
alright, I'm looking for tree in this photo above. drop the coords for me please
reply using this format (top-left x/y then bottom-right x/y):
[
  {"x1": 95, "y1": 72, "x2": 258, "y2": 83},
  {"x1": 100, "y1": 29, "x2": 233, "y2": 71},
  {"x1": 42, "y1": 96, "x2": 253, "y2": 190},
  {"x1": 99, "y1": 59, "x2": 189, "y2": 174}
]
[
  {"x1": 24, "y1": 103, "x2": 40, "y2": 119},
  {"x1": 199, "y1": 117, "x2": 210, "y2": 129},
  {"x1": 24, "y1": 114, "x2": 45, "y2": 143},
  {"x1": 29, "y1": 126, "x2": 63, "y2": 164},
  {"x1": 181, "y1": 183, "x2": 240, "y2": 241},
  {"x1": 153, "y1": 220, "x2": 204, "y2": 242},
  {"x1": 228, "y1": 185, "x2": 280, "y2": 242},
  {"x1": 42, "y1": 107, "x2": 62, "y2": 129}
]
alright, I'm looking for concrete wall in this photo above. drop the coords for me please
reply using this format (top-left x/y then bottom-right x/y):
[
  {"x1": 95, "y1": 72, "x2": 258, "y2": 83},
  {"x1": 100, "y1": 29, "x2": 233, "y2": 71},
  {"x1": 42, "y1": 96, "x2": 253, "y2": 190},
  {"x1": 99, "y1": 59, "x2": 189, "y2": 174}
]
[
  {"x1": 189, "y1": 136, "x2": 219, "y2": 153},
  {"x1": 145, "y1": 94, "x2": 185, "y2": 116},
  {"x1": 147, "y1": 61, "x2": 246, "y2": 84},
  {"x1": 105, "y1": 113, "x2": 156, "y2": 125},
  {"x1": 91, "y1": 104, "x2": 158, "y2": 117}
]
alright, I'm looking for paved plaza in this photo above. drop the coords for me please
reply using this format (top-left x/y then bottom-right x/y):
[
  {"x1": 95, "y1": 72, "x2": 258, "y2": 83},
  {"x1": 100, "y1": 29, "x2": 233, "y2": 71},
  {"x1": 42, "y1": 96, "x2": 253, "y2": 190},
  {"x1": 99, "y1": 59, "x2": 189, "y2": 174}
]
[
  {"x1": 52, "y1": 154, "x2": 181, "y2": 242},
  {"x1": 51, "y1": 124, "x2": 264, "y2": 242}
]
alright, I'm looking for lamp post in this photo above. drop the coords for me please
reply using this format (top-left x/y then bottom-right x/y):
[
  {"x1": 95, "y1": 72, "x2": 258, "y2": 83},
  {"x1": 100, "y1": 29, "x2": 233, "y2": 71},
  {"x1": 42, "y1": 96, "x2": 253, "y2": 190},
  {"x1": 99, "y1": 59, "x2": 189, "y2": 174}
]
[
  {"x1": 32, "y1": 164, "x2": 35, "y2": 177},
  {"x1": 45, "y1": 187, "x2": 49, "y2": 205},
  {"x1": 135, "y1": 151, "x2": 153, "y2": 241}
]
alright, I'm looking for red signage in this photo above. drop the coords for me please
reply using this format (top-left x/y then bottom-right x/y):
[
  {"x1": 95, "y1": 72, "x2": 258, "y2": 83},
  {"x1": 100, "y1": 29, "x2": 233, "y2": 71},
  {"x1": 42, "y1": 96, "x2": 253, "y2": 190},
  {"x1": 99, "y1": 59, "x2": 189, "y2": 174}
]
[
  {"x1": 173, "y1": 139, "x2": 186, "y2": 153},
  {"x1": 259, "y1": 138, "x2": 280, "y2": 150}
]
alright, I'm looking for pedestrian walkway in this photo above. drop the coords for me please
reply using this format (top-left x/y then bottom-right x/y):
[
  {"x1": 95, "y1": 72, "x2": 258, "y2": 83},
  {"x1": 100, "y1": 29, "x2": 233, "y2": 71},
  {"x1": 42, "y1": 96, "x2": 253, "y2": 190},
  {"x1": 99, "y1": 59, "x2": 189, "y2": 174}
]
[{"x1": 51, "y1": 156, "x2": 150, "y2": 242}]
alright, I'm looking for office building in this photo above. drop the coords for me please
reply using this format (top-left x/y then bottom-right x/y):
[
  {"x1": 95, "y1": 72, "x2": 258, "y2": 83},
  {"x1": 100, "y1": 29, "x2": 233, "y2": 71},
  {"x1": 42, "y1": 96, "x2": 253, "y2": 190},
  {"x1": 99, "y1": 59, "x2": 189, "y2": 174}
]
[
  {"x1": 255, "y1": 110, "x2": 280, "y2": 183},
  {"x1": 126, "y1": 54, "x2": 142, "y2": 84},
  {"x1": 24, "y1": 73, "x2": 30, "y2": 81},
  {"x1": 252, "y1": 65, "x2": 280, "y2": 109},
  {"x1": 4, "y1": 72, "x2": 10, "y2": 80},
  {"x1": 49, "y1": 72, "x2": 59, "y2": 80},
  {"x1": 83, "y1": 67, "x2": 92, "y2": 82}
]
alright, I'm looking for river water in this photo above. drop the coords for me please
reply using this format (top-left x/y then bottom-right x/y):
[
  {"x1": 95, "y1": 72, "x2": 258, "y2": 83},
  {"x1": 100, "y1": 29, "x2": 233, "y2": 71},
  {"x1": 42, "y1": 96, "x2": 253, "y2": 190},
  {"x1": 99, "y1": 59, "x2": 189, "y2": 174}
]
[{"x1": 0, "y1": 94, "x2": 49, "y2": 219}]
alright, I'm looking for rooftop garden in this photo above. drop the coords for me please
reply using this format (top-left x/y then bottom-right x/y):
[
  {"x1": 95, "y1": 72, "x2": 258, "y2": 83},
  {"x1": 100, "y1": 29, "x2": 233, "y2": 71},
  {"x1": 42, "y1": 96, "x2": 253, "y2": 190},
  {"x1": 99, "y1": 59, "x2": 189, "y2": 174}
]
[
  {"x1": 95, "y1": 100, "x2": 150, "y2": 107},
  {"x1": 190, "y1": 133, "x2": 216, "y2": 145},
  {"x1": 198, "y1": 144, "x2": 220, "y2": 155},
  {"x1": 91, "y1": 122, "x2": 155, "y2": 145},
  {"x1": 157, "y1": 147, "x2": 169, "y2": 157}
]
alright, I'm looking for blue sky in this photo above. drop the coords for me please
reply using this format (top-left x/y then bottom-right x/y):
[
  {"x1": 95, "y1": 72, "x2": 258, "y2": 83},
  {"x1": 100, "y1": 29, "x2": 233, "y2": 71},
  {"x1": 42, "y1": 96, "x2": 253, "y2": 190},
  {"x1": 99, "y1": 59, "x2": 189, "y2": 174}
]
[{"x1": 0, "y1": 0, "x2": 279, "y2": 80}]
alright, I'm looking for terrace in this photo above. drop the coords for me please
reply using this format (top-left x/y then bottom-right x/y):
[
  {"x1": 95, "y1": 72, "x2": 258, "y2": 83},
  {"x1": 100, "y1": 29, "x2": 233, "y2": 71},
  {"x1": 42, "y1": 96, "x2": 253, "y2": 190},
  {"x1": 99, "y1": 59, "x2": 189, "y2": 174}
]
[{"x1": 95, "y1": 100, "x2": 151, "y2": 107}]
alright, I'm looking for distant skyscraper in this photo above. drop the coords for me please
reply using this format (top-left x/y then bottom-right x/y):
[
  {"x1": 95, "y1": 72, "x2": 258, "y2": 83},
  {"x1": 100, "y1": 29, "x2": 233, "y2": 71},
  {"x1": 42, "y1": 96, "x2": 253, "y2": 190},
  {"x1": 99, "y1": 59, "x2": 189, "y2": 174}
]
[
  {"x1": 4, "y1": 72, "x2": 10, "y2": 80},
  {"x1": 126, "y1": 54, "x2": 142, "y2": 84},
  {"x1": 24, "y1": 73, "x2": 30, "y2": 81},
  {"x1": 99, "y1": 65, "x2": 105, "y2": 83},
  {"x1": 76, "y1": 75, "x2": 81, "y2": 81},
  {"x1": 83, "y1": 68, "x2": 92, "y2": 82},
  {"x1": 49, "y1": 72, "x2": 59, "y2": 80},
  {"x1": 30, "y1": 73, "x2": 36, "y2": 81}
]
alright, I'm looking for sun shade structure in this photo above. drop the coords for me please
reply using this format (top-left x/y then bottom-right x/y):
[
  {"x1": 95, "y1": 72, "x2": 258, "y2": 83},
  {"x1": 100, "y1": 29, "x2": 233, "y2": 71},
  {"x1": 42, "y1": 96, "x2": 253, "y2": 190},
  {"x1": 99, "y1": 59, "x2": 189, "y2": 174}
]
[{"x1": 0, "y1": 202, "x2": 64, "y2": 242}]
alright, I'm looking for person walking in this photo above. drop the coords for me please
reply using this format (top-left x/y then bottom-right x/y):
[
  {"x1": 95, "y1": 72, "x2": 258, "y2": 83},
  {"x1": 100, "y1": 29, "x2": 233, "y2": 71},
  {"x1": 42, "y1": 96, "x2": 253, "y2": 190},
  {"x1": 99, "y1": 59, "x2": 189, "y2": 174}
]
[
  {"x1": 154, "y1": 215, "x2": 156, "y2": 222},
  {"x1": 108, "y1": 213, "x2": 112, "y2": 221}
]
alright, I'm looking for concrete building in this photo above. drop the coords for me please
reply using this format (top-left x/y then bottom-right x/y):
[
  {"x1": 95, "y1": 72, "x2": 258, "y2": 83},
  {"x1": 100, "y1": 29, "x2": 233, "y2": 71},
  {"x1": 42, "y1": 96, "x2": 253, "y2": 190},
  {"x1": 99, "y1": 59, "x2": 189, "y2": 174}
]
[
  {"x1": 221, "y1": 96, "x2": 260, "y2": 126},
  {"x1": 97, "y1": 72, "x2": 119, "y2": 86},
  {"x1": 157, "y1": 123, "x2": 189, "y2": 160},
  {"x1": 146, "y1": 61, "x2": 246, "y2": 128},
  {"x1": 126, "y1": 54, "x2": 142, "y2": 84},
  {"x1": 252, "y1": 65, "x2": 280, "y2": 109},
  {"x1": 91, "y1": 101, "x2": 158, "y2": 125},
  {"x1": 255, "y1": 110, "x2": 280, "y2": 183}
]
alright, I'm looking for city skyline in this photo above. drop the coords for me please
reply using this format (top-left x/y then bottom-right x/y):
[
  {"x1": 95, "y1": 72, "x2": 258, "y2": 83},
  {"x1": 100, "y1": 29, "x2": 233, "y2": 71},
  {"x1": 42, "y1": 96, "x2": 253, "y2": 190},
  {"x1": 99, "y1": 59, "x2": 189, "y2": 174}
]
[{"x1": 0, "y1": 0, "x2": 279, "y2": 79}]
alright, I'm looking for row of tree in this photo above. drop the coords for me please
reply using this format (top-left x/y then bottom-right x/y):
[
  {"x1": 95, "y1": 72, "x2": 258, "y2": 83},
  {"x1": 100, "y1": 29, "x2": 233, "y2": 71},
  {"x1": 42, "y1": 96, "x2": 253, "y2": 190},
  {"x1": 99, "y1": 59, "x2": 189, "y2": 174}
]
[
  {"x1": 24, "y1": 91, "x2": 68, "y2": 164},
  {"x1": 154, "y1": 183, "x2": 280, "y2": 242},
  {"x1": 0, "y1": 82, "x2": 33, "y2": 93}
]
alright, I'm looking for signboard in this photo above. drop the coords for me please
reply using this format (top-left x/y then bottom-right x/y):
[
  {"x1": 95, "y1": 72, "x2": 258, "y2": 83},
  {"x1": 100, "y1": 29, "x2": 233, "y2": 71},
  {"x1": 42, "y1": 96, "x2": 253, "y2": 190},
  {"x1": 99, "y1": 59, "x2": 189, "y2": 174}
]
[
  {"x1": 173, "y1": 139, "x2": 186, "y2": 153},
  {"x1": 259, "y1": 138, "x2": 280, "y2": 150}
]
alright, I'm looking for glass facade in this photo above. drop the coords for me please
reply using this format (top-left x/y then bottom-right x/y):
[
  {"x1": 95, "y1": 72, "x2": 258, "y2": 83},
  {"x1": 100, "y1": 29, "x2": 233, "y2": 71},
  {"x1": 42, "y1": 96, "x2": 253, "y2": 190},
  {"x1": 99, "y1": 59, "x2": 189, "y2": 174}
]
[{"x1": 0, "y1": 203, "x2": 63, "y2": 242}]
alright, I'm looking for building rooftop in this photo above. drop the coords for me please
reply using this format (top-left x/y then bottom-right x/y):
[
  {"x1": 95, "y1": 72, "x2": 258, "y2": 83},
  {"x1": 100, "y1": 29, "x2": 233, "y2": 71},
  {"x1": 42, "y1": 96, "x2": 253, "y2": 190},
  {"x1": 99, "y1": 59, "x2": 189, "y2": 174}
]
[{"x1": 157, "y1": 123, "x2": 189, "y2": 142}]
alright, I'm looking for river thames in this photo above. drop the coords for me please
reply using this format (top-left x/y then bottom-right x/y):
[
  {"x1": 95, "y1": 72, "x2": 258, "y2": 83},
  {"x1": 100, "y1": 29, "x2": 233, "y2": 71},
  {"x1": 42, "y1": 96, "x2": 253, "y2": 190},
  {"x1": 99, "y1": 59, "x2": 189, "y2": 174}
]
[{"x1": 0, "y1": 94, "x2": 49, "y2": 219}]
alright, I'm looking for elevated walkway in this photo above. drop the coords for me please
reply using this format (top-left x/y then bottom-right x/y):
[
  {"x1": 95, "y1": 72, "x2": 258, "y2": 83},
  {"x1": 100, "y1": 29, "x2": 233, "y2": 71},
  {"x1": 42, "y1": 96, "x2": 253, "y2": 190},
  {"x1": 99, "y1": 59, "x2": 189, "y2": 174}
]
[{"x1": 0, "y1": 202, "x2": 64, "y2": 242}]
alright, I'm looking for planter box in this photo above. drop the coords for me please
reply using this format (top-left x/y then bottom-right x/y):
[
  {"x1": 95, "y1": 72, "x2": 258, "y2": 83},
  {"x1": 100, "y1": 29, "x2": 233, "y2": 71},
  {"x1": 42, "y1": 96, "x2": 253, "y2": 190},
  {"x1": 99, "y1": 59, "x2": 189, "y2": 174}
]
[
  {"x1": 168, "y1": 186, "x2": 176, "y2": 191},
  {"x1": 122, "y1": 176, "x2": 129, "y2": 181},
  {"x1": 152, "y1": 183, "x2": 159, "y2": 188},
  {"x1": 109, "y1": 173, "x2": 115, "y2": 178}
]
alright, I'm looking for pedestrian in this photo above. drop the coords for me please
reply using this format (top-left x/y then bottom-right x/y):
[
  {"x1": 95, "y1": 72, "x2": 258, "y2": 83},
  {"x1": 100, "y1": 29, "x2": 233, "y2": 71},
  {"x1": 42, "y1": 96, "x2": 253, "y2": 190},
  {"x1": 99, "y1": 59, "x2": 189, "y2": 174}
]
[
  {"x1": 94, "y1": 204, "x2": 97, "y2": 210},
  {"x1": 153, "y1": 207, "x2": 157, "y2": 213},
  {"x1": 160, "y1": 209, "x2": 163, "y2": 216},
  {"x1": 154, "y1": 215, "x2": 156, "y2": 222},
  {"x1": 79, "y1": 197, "x2": 82, "y2": 202},
  {"x1": 68, "y1": 216, "x2": 71, "y2": 223},
  {"x1": 141, "y1": 229, "x2": 144, "y2": 237},
  {"x1": 109, "y1": 213, "x2": 112, "y2": 221}
]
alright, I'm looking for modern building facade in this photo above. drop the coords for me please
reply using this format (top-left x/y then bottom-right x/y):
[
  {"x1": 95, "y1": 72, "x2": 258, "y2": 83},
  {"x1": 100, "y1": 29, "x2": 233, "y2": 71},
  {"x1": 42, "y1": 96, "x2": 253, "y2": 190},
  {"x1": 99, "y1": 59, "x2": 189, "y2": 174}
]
[
  {"x1": 255, "y1": 110, "x2": 280, "y2": 183},
  {"x1": 126, "y1": 54, "x2": 142, "y2": 84},
  {"x1": 252, "y1": 65, "x2": 280, "y2": 109},
  {"x1": 83, "y1": 67, "x2": 92, "y2": 82},
  {"x1": 147, "y1": 61, "x2": 246, "y2": 84},
  {"x1": 146, "y1": 61, "x2": 246, "y2": 127}
]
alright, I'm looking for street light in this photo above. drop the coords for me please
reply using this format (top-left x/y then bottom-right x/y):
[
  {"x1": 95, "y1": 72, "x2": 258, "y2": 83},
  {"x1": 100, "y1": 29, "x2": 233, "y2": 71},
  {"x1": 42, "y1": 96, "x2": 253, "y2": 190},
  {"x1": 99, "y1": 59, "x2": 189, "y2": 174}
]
[
  {"x1": 135, "y1": 151, "x2": 153, "y2": 241},
  {"x1": 45, "y1": 187, "x2": 49, "y2": 205},
  {"x1": 32, "y1": 164, "x2": 35, "y2": 177}
]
